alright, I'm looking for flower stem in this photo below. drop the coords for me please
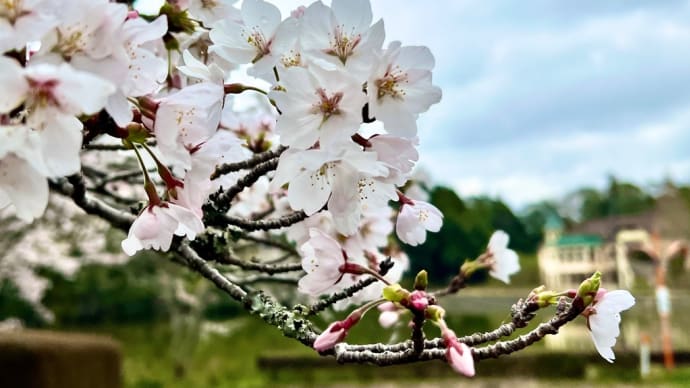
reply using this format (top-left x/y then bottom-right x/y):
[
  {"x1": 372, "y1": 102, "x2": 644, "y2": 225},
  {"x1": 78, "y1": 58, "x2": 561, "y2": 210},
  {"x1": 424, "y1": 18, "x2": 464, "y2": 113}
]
[{"x1": 129, "y1": 141, "x2": 161, "y2": 206}]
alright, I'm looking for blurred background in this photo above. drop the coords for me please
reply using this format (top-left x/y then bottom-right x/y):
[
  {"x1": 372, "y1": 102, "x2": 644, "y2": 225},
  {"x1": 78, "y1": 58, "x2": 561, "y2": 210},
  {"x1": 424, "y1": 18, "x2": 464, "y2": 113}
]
[{"x1": 2, "y1": 0, "x2": 690, "y2": 387}]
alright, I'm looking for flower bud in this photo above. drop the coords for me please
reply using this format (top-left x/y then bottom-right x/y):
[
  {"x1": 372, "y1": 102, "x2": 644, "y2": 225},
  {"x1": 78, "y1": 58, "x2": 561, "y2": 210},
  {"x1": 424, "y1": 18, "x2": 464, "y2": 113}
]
[
  {"x1": 575, "y1": 271, "x2": 601, "y2": 309},
  {"x1": 125, "y1": 123, "x2": 149, "y2": 144},
  {"x1": 425, "y1": 305, "x2": 445, "y2": 322},
  {"x1": 414, "y1": 270, "x2": 428, "y2": 291},
  {"x1": 527, "y1": 285, "x2": 560, "y2": 308},
  {"x1": 313, "y1": 321, "x2": 348, "y2": 352},
  {"x1": 382, "y1": 283, "x2": 410, "y2": 303},
  {"x1": 409, "y1": 290, "x2": 429, "y2": 311},
  {"x1": 460, "y1": 259, "x2": 481, "y2": 278}
]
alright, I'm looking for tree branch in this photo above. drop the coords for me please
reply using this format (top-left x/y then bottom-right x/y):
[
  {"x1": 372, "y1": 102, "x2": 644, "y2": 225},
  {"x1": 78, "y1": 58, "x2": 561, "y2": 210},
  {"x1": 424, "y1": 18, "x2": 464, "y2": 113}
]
[
  {"x1": 307, "y1": 258, "x2": 394, "y2": 315},
  {"x1": 220, "y1": 211, "x2": 308, "y2": 231},
  {"x1": 211, "y1": 146, "x2": 287, "y2": 179},
  {"x1": 208, "y1": 158, "x2": 280, "y2": 215},
  {"x1": 49, "y1": 174, "x2": 136, "y2": 231}
]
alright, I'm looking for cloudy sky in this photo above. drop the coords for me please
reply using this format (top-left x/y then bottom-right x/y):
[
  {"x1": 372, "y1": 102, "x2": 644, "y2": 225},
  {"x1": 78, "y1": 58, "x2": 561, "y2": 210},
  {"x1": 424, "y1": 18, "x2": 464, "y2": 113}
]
[{"x1": 141, "y1": 0, "x2": 690, "y2": 209}]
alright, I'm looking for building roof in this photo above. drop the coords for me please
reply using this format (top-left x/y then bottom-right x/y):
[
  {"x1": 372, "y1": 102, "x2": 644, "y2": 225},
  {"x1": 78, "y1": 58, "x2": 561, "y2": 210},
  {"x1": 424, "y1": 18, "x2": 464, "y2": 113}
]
[
  {"x1": 569, "y1": 212, "x2": 655, "y2": 242},
  {"x1": 556, "y1": 234, "x2": 602, "y2": 247}
]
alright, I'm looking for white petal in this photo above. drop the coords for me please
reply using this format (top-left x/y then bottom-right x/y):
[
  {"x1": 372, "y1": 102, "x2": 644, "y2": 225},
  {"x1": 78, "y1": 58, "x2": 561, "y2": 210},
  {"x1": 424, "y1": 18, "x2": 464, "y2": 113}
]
[
  {"x1": 288, "y1": 169, "x2": 331, "y2": 215},
  {"x1": 0, "y1": 56, "x2": 28, "y2": 113},
  {"x1": 0, "y1": 154, "x2": 48, "y2": 223}
]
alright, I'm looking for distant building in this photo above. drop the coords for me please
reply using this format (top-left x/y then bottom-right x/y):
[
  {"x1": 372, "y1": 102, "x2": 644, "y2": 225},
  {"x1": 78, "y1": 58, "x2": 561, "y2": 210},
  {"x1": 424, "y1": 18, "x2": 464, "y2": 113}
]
[{"x1": 537, "y1": 190, "x2": 690, "y2": 290}]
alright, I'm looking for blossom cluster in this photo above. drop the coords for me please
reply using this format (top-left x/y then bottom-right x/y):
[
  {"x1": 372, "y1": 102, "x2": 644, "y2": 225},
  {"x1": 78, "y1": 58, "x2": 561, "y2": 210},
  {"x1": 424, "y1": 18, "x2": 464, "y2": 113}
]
[{"x1": 0, "y1": 0, "x2": 444, "y2": 299}]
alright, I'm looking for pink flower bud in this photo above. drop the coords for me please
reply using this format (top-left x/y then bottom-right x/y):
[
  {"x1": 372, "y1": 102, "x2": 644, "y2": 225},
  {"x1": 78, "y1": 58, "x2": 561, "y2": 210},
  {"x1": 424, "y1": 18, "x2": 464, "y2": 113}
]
[
  {"x1": 313, "y1": 314, "x2": 361, "y2": 352},
  {"x1": 443, "y1": 329, "x2": 475, "y2": 377},
  {"x1": 446, "y1": 341, "x2": 475, "y2": 377},
  {"x1": 409, "y1": 290, "x2": 429, "y2": 311},
  {"x1": 313, "y1": 321, "x2": 347, "y2": 352}
]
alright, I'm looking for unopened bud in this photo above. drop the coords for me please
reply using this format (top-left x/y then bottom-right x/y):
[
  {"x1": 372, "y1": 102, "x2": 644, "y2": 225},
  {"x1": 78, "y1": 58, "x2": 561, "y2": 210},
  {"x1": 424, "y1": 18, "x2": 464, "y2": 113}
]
[
  {"x1": 382, "y1": 283, "x2": 410, "y2": 303},
  {"x1": 125, "y1": 123, "x2": 149, "y2": 144},
  {"x1": 425, "y1": 305, "x2": 445, "y2": 322},
  {"x1": 414, "y1": 270, "x2": 428, "y2": 291},
  {"x1": 460, "y1": 259, "x2": 480, "y2": 278},
  {"x1": 575, "y1": 271, "x2": 601, "y2": 308}
]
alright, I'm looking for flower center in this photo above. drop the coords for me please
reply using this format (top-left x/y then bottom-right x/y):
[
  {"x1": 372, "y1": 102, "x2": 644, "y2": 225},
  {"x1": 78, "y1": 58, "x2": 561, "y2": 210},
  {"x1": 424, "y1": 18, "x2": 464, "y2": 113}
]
[
  {"x1": 312, "y1": 88, "x2": 343, "y2": 120},
  {"x1": 243, "y1": 26, "x2": 272, "y2": 63},
  {"x1": 326, "y1": 24, "x2": 361, "y2": 64},
  {"x1": 200, "y1": 0, "x2": 218, "y2": 9},
  {"x1": 376, "y1": 64, "x2": 407, "y2": 100},
  {"x1": 26, "y1": 77, "x2": 60, "y2": 108}
]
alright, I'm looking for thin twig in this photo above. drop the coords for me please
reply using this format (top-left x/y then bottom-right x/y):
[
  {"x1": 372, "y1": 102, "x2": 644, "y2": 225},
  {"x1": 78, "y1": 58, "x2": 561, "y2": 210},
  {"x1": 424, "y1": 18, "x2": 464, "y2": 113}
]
[
  {"x1": 211, "y1": 146, "x2": 286, "y2": 180},
  {"x1": 307, "y1": 258, "x2": 394, "y2": 315},
  {"x1": 49, "y1": 174, "x2": 136, "y2": 231},
  {"x1": 208, "y1": 158, "x2": 279, "y2": 214},
  {"x1": 220, "y1": 211, "x2": 308, "y2": 231}
]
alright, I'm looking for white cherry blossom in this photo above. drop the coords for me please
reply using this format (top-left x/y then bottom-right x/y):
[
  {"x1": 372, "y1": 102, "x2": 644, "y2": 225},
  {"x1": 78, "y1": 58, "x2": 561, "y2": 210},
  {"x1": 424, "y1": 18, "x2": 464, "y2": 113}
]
[
  {"x1": 367, "y1": 134, "x2": 419, "y2": 185},
  {"x1": 270, "y1": 143, "x2": 390, "y2": 235},
  {"x1": 188, "y1": 0, "x2": 241, "y2": 26},
  {"x1": 487, "y1": 230, "x2": 520, "y2": 284},
  {"x1": 153, "y1": 82, "x2": 224, "y2": 172},
  {"x1": 367, "y1": 41, "x2": 442, "y2": 137},
  {"x1": 395, "y1": 198, "x2": 443, "y2": 246},
  {"x1": 0, "y1": 58, "x2": 115, "y2": 177},
  {"x1": 209, "y1": 0, "x2": 298, "y2": 79},
  {"x1": 0, "y1": 0, "x2": 56, "y2": 53},
  {"x1": 0, "y1": 126, "x2": 49, "y2": 223},
  {"x1": 104, "y1": 14, "x2": 168, "y2": 125},
  {"x1": 587, "y1": 289, "x2": 636, "y2": 363},
  {"x1": 300, "y1": 0, "x2": 384, "y2": 78},
  {"x1": 270, "y1": 65, "x2": 366, "y2": 150},
  {"x1": 39, "y1": 0, "x2": 127, "y2": 62},
  {"x1": 297, "y1": 228, "x2": 348, "y2": 296},
  {"x1": 121, "y1": 203, "x2": 205, "y2": 256}
]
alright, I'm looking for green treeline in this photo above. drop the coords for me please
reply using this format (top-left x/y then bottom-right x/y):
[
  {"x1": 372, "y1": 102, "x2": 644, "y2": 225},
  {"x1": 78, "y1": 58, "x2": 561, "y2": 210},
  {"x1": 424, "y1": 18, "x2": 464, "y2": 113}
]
[{"x1": 403, "y1": 177, "x2": 690, "y2": 284}]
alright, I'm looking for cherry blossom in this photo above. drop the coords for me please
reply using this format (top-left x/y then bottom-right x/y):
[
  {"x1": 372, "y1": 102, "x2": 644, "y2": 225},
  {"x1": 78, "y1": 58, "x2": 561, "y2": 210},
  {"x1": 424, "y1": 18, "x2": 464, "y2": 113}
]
[
  {"x1": 39, "y1": 0, "x2": 127, "y2": 62},
  {"x1": 297, "y1": 228, "x2": 349, "y2": 296},
  {"x1": 367, "y1": 41, "x2": 442, "y2": 138},
  {"x1": 367, "y1": 134, "x2": 419, "y2": 185},
  {"x1": 0, "y1": 0, "x2": 56, "y2": 54},
  {"x1": 153, "y1": 82, "x2": 224, "y2": 171},
  {"x1": 332, "y1": 250, "x2": 407, "y2": 311},
  {"x1": 121, "y1": 203, "x2": 204, "y2": 256},
  {"x1": 209, "y1": 0, "x2": 298, "y2": 79},
  {"x1": 0, "y1": 57, "x2": 115, "y2": 177},
  {"x1": 300, "y1": 0, "x2": 384, "y2": 78},
  {"x1": 395, "y1": 197, "x2": 443, "y2": 246},
  {"x1": 269, "y1": 65, "x2": 366, "y2": 150},
  {"x1": 270, "y1": 144, "x2": 389, "y2": 230},
  {"x1": 487, "y1": 230, "x2": 520, "y2": 284},
  {"x1": 0, "y1": 126, "x2": 49, "y2": 223},
  {"x1": 187, "y1": 0, "x2": 241, "y2": 26},
  {"x1": 313, "y1": 320, "x2": 349, "y2": 352},
  {"x1": 586, "y1": 289, "x2": 636, "y2": 363},
  {"x1": 104, "y1": 14, "x2": 168, "y2": 126}
]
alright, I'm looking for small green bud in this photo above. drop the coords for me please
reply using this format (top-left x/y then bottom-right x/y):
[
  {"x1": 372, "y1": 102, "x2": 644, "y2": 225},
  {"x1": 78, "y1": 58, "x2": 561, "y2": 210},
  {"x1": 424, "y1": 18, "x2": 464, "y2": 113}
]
[
  {"x1": 159, "y1": 3, "x2": 197, "y2": 34},
  {"x1": 535, "y1": 290, "x2": 560, "y2": 308},
  {"x1": 382, "y1": 283, "x2": 410, "y2": 303},
  {"x1": 460, "y1": 259, "x2": 480, "y2": 278},
  {"x1": 125, "y1": 123, "x2": 149, "y2": 144},
  {"x1": 414, "y1": 270, "x2": 428, "y2": 291},
  {"x1": 425, "y1": 305, "x2": 445, "y2": 322},
  {"x1": 576, "y1": 271, "x2": 601, "y2": 307}
]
